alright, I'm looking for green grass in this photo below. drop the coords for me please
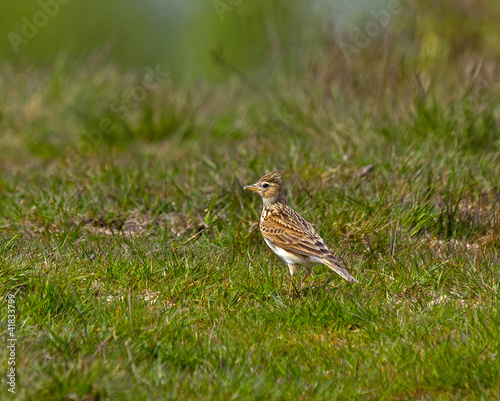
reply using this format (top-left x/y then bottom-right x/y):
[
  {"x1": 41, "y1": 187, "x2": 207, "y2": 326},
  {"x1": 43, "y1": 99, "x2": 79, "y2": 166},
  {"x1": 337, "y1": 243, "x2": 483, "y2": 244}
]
[{"x1": 1, "y1": 4, "x2": 500, "y2": 398}]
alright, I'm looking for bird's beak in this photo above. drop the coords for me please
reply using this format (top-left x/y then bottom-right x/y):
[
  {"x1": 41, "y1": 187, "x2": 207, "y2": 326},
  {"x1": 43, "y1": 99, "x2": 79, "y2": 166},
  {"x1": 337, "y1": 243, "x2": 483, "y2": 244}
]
[{"x1": 244, "y1": 183, "x2": 260, "y2": 192}]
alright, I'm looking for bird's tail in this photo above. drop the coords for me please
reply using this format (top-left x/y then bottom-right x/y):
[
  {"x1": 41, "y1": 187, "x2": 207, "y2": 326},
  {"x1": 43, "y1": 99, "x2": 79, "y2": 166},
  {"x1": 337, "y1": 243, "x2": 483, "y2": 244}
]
[{"x1": 322, "y1": 255, "x2": 359, "y2": 283}]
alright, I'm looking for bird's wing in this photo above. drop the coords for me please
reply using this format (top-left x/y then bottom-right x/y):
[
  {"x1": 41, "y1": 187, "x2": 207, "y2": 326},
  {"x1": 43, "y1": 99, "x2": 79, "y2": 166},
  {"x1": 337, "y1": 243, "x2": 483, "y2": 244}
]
[
  {"x1": 261, "y1": 205, "x2": 358, "y2": 282},
  {"x1": 260, "y1": 204, "x2": 332, "y2": 260}
]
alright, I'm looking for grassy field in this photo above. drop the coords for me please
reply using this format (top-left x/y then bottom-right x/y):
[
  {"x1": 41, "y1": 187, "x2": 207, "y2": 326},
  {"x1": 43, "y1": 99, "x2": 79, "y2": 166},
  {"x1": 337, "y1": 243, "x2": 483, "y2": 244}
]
[{"x1": 1, "y1": 2, "x2": 500, "y2": 399}]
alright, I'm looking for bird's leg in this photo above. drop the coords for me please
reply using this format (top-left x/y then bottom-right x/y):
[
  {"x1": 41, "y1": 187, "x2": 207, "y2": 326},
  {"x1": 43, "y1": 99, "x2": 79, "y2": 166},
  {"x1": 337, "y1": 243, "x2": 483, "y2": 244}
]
[
  {"x1": 289, "y1": 278, "x2": 301, "y2": 298},
  {"x1": 287, "y1": 264, "x2": 301, "y2": 298},
  {"x1": 300, "y1": 269, "x2": 312, "y2": 290}
]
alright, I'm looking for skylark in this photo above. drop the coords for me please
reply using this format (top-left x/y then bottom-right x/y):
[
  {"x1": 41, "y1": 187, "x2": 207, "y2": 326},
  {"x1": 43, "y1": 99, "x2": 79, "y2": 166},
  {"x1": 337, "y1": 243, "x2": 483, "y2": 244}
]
[{"x1": 244, "y1": 170, "x2": 358, "y2": 295}]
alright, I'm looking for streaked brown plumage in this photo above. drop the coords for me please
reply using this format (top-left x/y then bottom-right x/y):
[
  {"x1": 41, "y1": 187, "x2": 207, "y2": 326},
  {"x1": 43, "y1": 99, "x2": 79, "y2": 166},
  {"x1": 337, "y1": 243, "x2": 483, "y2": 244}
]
[{"x1": 244, "y1": 170, "x2": 358, "y2": 295}]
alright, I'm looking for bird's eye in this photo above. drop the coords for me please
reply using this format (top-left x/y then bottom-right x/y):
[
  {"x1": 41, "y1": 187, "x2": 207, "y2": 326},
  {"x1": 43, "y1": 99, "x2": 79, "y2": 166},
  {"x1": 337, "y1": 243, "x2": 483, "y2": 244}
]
[{"x1": 262, "y1": 183, "x2": 269, "y2": 188}]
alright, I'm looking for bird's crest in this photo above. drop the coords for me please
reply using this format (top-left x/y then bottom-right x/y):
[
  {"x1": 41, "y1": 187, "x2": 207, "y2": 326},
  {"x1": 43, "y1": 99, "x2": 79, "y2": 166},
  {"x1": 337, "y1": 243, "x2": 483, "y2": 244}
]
[{"x1": 258, "y1": 170, "x2": 283, "y2": 186}]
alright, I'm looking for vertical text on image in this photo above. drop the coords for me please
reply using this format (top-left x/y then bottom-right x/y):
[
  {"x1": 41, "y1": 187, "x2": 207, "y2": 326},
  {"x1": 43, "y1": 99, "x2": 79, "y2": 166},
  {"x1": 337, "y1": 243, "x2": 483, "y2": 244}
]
[{"x1": 6, "y1": 293, "x2": 17, "y2": 394}]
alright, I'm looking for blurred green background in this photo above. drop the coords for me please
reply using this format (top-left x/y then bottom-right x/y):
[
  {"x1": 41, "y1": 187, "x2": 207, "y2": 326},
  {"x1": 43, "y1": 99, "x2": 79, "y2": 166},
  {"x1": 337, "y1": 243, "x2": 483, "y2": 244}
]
[
  {"x1": 3, "y1": 0, "x2": 498, "y2": 80},
  {"x1": 0, "y1": 0, "x2": 499, "y2": 164},
  {"x1": 0, "y1": 0, "x2": 315, "y2": 79}
]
